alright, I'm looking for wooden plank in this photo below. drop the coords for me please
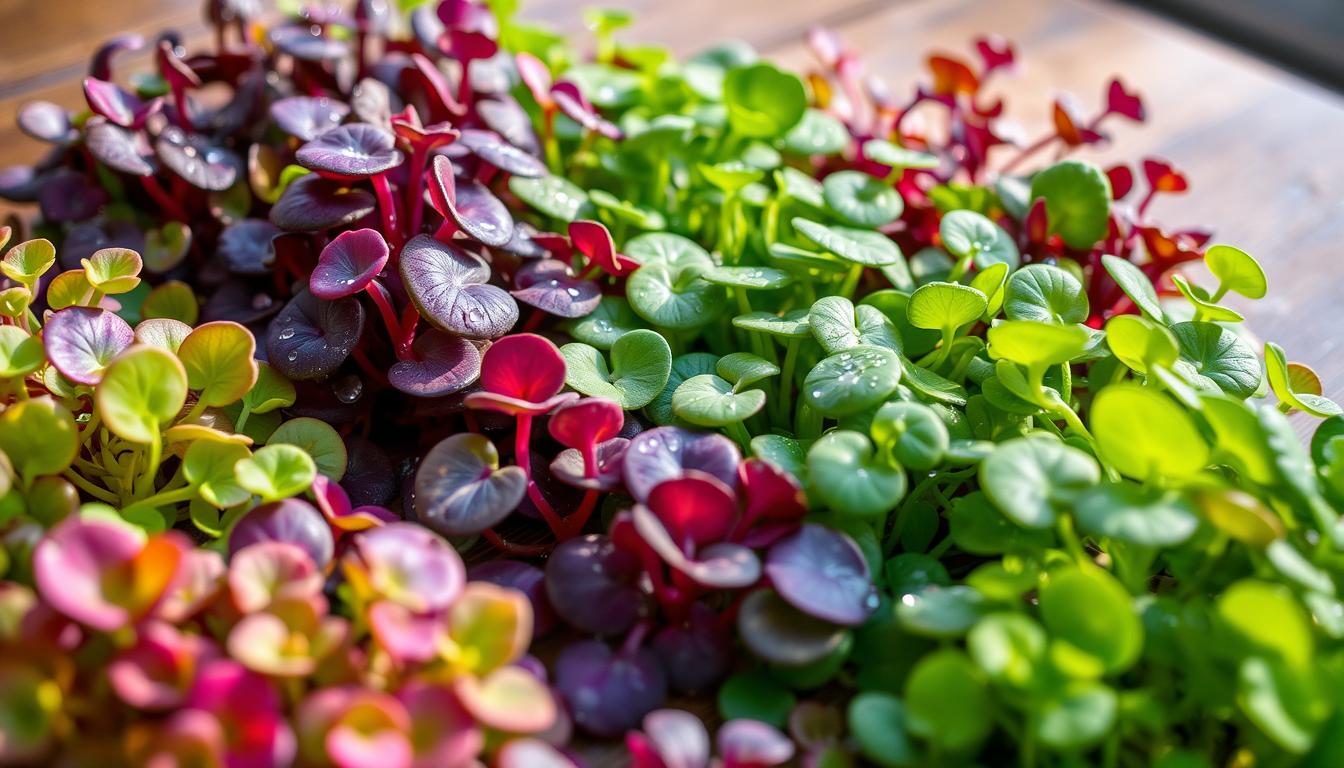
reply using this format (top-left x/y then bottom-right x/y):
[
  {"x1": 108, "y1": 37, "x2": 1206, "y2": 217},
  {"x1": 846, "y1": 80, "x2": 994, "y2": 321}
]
[{"x1": 762, "y1": 0, "x2": 1344, "y2": 403}]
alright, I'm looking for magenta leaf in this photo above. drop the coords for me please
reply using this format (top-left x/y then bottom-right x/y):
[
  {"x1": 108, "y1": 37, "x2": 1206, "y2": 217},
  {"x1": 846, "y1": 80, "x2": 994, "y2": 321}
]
[
  {"x1": 311, "y1": 228, "x2": 390, "y2": 299},
  {"x1": 269, "y1": 96, "x2": 350, "y2": 141},
  {"x1": 399, "y1": 234, "x2": 518, "y2": 339},
  {"x1": 387, "y1": 329, "x2": 482, "y2": 397},
  {"x1": 44, "y1": 307, "x2": 134, "y2": 385},
  {"x1": 765, "y1": 524, "x2": 877, "y2": 626},
  {"x1": 296, "y1": 124, "x2": 402, "y2": 181}
]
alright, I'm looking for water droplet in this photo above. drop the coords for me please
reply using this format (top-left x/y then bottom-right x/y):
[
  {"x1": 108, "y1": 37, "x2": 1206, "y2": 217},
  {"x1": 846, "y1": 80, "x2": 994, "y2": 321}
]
[
  {"x1": 811, "y1": 389, "x2": 824, "y2": 399},
  {"x1": 333, "y1": 374, "x2": 364, "y2": 404},
  {"x1": 565, "y1": 287, "x2": 580, "y2": 298},
  {"x1": 278, "y1": 327, "x2": 296, "y2": 340},
  {"x1": 287, "y1": 350, "x2": 299, "y2": 362}
]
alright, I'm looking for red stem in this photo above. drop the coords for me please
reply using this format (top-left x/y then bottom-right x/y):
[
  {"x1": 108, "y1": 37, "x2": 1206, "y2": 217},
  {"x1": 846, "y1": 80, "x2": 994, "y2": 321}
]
[
  {"x1": 514, "y1": 415, "x2": 565, "y2": 536},
  {"x1": 434, "y1": 220, "x2": 458, "y2": 242},
  {"x1": 139, "y1": 176, "x2": 190, "y2": 222},
  {"x1": 371, "y1": 174, "x2": 404, "y2": 251},
  {"x1": 483, "y1": 529, "x2": 552, "y2": 557},
  {"x1": 405, "y1": 146, "x2": 428, "y2": 237},
  {"x1": 999, "y1": 133, "x2": 1056, "y2": 175},
  {"x1": 397, "y1": 306, "x2": 419, "y2": 357},
  {"x1": 364, "y1": 281, "x2": 413, "y2": 362}
]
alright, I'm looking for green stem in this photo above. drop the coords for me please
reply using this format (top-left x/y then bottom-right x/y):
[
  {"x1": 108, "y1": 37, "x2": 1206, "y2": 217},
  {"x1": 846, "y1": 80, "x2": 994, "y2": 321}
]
[
  {"x1": 234, "y1": 402, "x2": 252, "y2": 433},
  {"x1": 774, "y1": 338, "x2": 801, "y2": 425},
  {"x1": 135, "y1": 431, "x2": 162, "y2": 499},
  {"x1": 63, "y1": 470, "x2": 118, "y2": 504},
  {"x1": 838, "y1": 262, "x2": 864, "y2": 298},
  {"x1": 1057, "y1": 514, "x2": 1090, "y2": 566},
  {"x1": 724, "y1": 420, "x2": 752, "y2": 451},
  {"x1": 947, "y1": 254, "x2": 973, "y2": 283},
  {"x1": 123, "y1": 482, "x2": 198, "y2": 514},
  {"x1": 182, "y1": 398, "x2": 209, "y2": 425}
]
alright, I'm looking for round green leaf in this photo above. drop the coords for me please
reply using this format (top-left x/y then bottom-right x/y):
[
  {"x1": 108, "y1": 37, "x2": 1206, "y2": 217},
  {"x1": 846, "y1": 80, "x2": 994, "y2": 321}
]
[
  {"x1": 1101, "y1": 254, "x2": 1164, "y2": 321},
  {"x1": 1216, "y1": 579, "x2": 1314, "y2": 668},
  {"x1": 1037, "y1": 682, "x2": 1118, "y2": 750},
  {"x1": 967, "y1": 262, "x2": 1010, "y2": 321},
  {"x1": 896, "y1": 585, "x2": 985, "y2": 638},
  {"x1": 646, "y1": 352, "x2": 718, "y2": 426},
  {"x1": 822, "y1": 170, "x2": 903, "y2": 228},
  {"x1": 1040, "y1": 565, "x2": 1143, "y2": 674},
  {"x1": 234, "y1": 443, "x2": 316, "y2": 502},
  {"x1": 939, "y1": 210, "x2": 1018, "y2": 269},
  {"x1": 177, "y1": 321, "x2": 259, "y2": 407},
  {"x1": 268, "y1": 417, "x2": 347, "y2": 480},
  {"x1": 716, "y1": 353, "x2": 779, "y2": 389},
  {"x1": 242, "y1": 363, "x2": 296, "y2": 414},
  {"x1": 182, "y1": 440, "x2": 252, "y2": 508},
  {"x1": 733, "y1": 309, "x2": 811, "y2": 339},
  {"x1": 862, "y1": 139, "x2": 939, "y2": 170},
  {"x1": 904, "y1": 649, "x2": 992, "y2": 752},
  {"x1": 1169, "y1": 321, "x2": 1261, "y2": 398},
  {"x1": 141, "y1": 281, "x2": 198, "y2": 325},
  {"x1": 1206, "y1": 244, "x2": 1267, "y2": 300},
  {"x1": 627, "y1": 262, "x2": 723, "y2": 330},
  {"x1": 699, "y1": 161, "x2": 764, "y2": 194},
  {"x1": 0, "y1": 397, "x2": 77, "y2": 481},
  {"x1": 871, "y1": 401, "x2": 949, "y2": 471},
  {"x1": 1, "y1": 238, "x2": 55, "y2": 289},
  {"x1": 792, "y1": 218, "x2": 901, "y2": 267},
  {"x1": 1004, "y1": 264, "x2": 1087, "y2": 323},
  {"x1": 967, "y1": 612, "x2": 1047, "y2": 688},
  {"x1": 1265, "y1": 341, "x2": 1342, "y2": 417},
  {"x1": 507, "y1": 174, "x2": 592, "y2": 222},
  {"x1": 1028, "y1": 159, "x2": 1111, "y2": 250},
  {"x1": 1092, "y1": 384, "x2": 1209, "y2": 480},
  {"x1": 987, "y1": 320, "x2": 1090, "y2": 369},
  {"x1": 1237, "y1": 656, "x2": 1326, "y2": 754},
  {"x1": 979, "y1": 436, "x2": 1099, "y2": 529},
  {"x1": 807, "y1": 430, "x2": 906, "y2": 518},
  {"x1": 1075, "y1": 483, "x2": 1199, "y2": 546},
  {"x1": 1105, "y1": 314, "x2": 1178, "y2": 374},
  {"x1": 718, "y1": 669, "x2": 796, "y2": 727},
  {"x1": 624, "y1": 232, "x2": 713, "y2": 269},
  {"x1": 809, "y1": 296, "x2": 902, "y2": 354},
  {"x1": 0, "y1": 326, "x2": 43, "y2": 378},
  {"x1": 672, "y1": 374, "x2": 766, "y2": 426},
  {"x1": 561, "y1": 328, "x2": 672, "y2": 409},
  {"x1": 81, "y1": 247, "x2": 143, "y2": 295},
  {"x1": 803, "y1": 345, "x2": 902, "y2": 417},
  {"x1": 563, "y1": 296, "x2": 647, "y2": 350},
  {"x1": 783, "y1": 108, "x2": 849, "y2": 156},
  {"x1": 848, "y1": 693, "x2": 918, "y2": 767},
  {"x1": 907, "y1": 282, "x2": 987, "y2": 332},
  {"x1": 702, "y1": 265, "x2": 793, "y2": 290},
  {"x1": 96, "y1": 345, "x2": 188, "y2": 444},
  {"x1": 723, "y1": 62, "x2": 806, "y2": 139}
]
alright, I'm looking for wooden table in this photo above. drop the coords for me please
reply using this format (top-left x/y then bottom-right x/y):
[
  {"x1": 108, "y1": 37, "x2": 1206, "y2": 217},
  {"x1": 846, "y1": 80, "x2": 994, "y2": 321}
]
[{"x1": 1, "y1": 0, "x2": 1342, "y2": 760}]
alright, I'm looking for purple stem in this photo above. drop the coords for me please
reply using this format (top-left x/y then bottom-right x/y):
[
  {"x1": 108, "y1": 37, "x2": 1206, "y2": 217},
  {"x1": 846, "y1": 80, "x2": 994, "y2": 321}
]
[{"x1": 370, "y1": 173, "x2": 404, "y2": 251}]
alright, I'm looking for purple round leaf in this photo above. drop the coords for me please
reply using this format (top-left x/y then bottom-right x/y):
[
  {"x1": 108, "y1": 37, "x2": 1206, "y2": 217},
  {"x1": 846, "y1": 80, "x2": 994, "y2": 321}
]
[
  {"x1": 18, "y1": 101, "x2": 77, "y2": 145},
  {"x1": 39, "y1": 170, "x2": 108, "y2": 223},
  {"x1": 44, "y1": 307, "x2": 134, "y2": 385},
  {"x1": 737, "y1": 589, "x2": 848, "y2": 667},
  {"x1": 61, "y1": 220, "x2": 145, "y2": 271},
  {"x1": 545, "y1": 534, "x2": 646, "y2": 635},
  {"x1": 269, "y1": 96, "x2": 350, "y2": 141},
  {"x1": 155, "y1": 126, "x2": 240, "y2": 191},
  {"x1": 85, "y1": 119, "x2": 156, "y2": 177},
  {"x1": 413, "y1": 432, "x2": 525, "y2": 536},
  {"x1": 82, "y1": 79, "x2": 160, "y2": 130},
  {"x1": 623, "y1": 426, "x2": 741, "y2": 502},
  {"x1": 441, "y1": 177, "x2": 515, "y2": 248},
  {"x1": 203, "y1": 279, "x2": 280, "y2": 325},
  {"x1": 555, "y1": 639, "x2": 667, "y2": 738},
  {"x1": 718, "y1": 720, "x2": 795, "y2": 768},
  {"x1": 652, "y1": 603, "x2": 732, "y2": 693},
  {"x1": 470, "y1": 560, "x2": 557, "y2": 638},
  {"x1": 268, "y1": 174, "x2": 377, "y2": 232},
  {"x1": 511, "y1": 259, "x2": 601, "y2": 318},
  {"x1": 0, "y1": 164, "x2": 42, "y2": 202},
  {"x1": 340, "y1": 436, "x2": 396, "y2": 508},
  {"x1": 296, "y1": 123, "x2": 402, "y2": 180},
  {"x1": 497, "y1": 221, "x2": 549, "y2": 259},
  {"x1": 550, "y1": 437, "x2": 629, "y2": 491},
  {"x1": 228, "y1": 498, "x2": 335, "y2": 567},
  {"x1": 476, "y1": 96, "x2": 541, "y2": 156},
  {"x1": 270, "y1": 24, "x2": 351, "y2": 61},
  {"x1": 217, "y1": 219, "x2": 281, "y2": 276},
  {"x1": 766, "y1": 524, "x2": 878, "y2": 627},
  {"x1": 350, "y1": 77, "x2": 397, "y2": 128},
  {"x1": 458, "y1": 129, "x2": 547, "y2": 178},
  {"x1": 399, "y1": 234, "x2": 518, "y2": 339},
  {"x1": 388, "y1": 329, "x2": 482, "y2": 397},
  {"x1": 266, "y1": 289, "x2": 364, "y2": 380},
  {"x1": 310, "y1": 228, "x2": 389, "y2": 299},
  {"x1": 631, "y1": 506, "x2": 761, "y2": 589},
  {"x1": 552, "y1": 82, "x2": 622, "y2": 140}
]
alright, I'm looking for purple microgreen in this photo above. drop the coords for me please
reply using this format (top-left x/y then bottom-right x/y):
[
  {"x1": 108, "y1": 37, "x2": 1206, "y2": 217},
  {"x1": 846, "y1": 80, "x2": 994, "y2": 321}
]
[
  {"x1": 511, "y1": 259, "x2": 601, "y2": 318},
  {"x1": 155, "y1": 126, "x2": 241, "y2": 192},
  {"x1": 765, "y1": 524, "x2": 878, "y2": 626},
  {"x1": 43, "y1": 307, "x2": 134, "y2": 385},
  {"x1": 623, "y1": 426, "x2": 742, "y2": 502},
  {"x1": 457, "y1": 128, "x2": 548, "y2": 178},
  {"x1": 217, "y1": 219, "x2": 281, "y2": 276},
  {"x1": 266, "y1": 289, "x2": 365, "y2": 381},
  {"x1": 17, "y1": 101, "x2": 77, "y2": 146},
  {"x1": 268, "y1": 174, "x2": 377, "y2": 232},
  {"x1": 296, "y1": 124, "x2": 405, "y2": 247},
  {"x1": 391, "y1": 106, "x2": 459, "y2": 236},
  {"x1": 387, "y1": 329, "x2": 482, "y2": 396},
  {"x1": 82, "y1": 78, "x2": 162, "y2": 129},
  {"x1": 311, "y1": 229, "x2": 390, "y2": 300},
  {"x1": 413, "y1": 432, "x2": 525, "y2": 536},
  {"x1": 268, "y1": 96, "x2": 350, "y2": 141},
  {"x1": 156, "y1": 40, "x2": 202, "y2": 128},
  {"x1": 427, "y1": 155, "x2": 515, "y2": 247},
  {"x1": 555, "y1": 637, "x2": 667, "y2": 737},
  {"x1": 399, "y1": 234, "x2": 518, "y2": 339},
  {"x1": 545, "y1": 534, "x2": 646, "y2": 635},
  {"x1": 736, "y1": 589, "x2": 848, "y2": 667}
]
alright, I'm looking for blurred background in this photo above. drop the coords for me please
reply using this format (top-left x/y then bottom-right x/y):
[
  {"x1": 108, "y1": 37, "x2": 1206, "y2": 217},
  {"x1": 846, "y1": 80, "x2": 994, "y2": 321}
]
[{"x1": 1, "y1": 0, "x2": 1342, "y2": 405}]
